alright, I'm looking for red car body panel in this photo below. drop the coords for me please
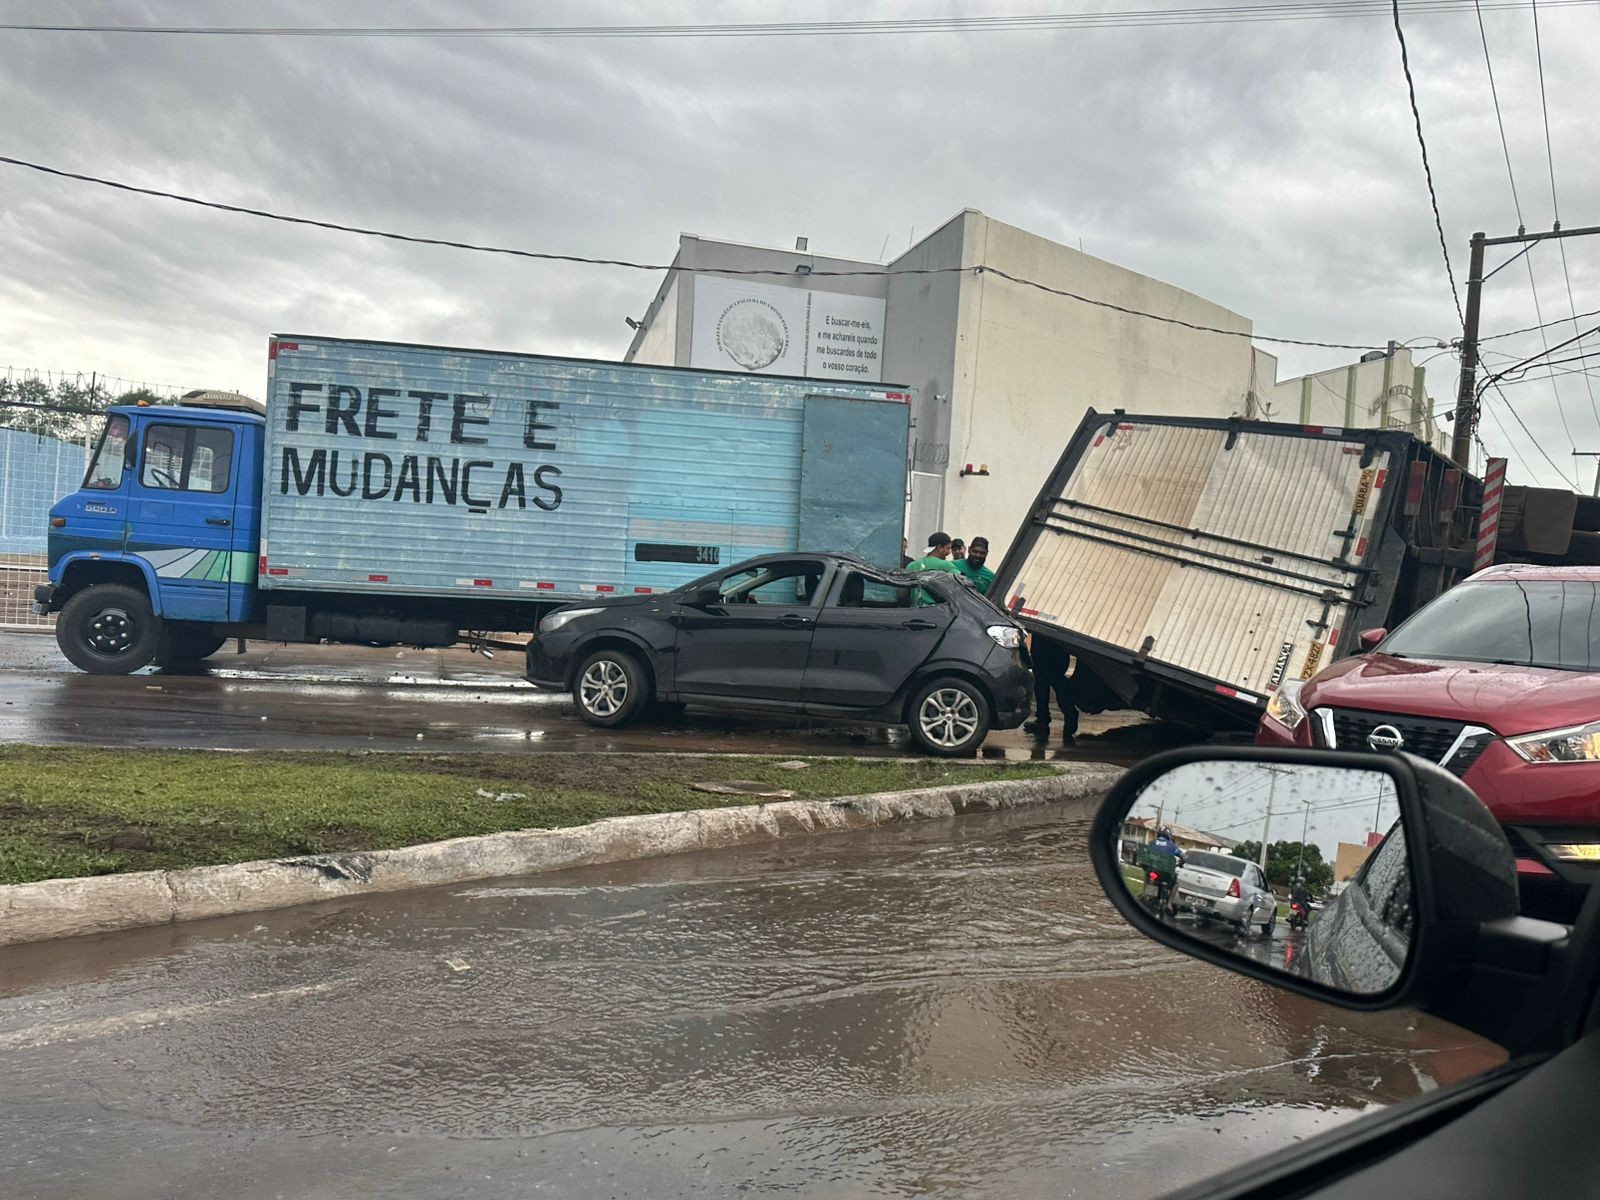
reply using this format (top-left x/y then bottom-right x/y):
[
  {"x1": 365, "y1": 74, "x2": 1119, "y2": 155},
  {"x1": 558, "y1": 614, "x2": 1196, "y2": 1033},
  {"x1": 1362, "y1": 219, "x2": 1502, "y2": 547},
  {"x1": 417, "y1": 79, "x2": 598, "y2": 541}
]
[{"x1": 1256, "y1": 565, "x2": 1600, "y2": 893}]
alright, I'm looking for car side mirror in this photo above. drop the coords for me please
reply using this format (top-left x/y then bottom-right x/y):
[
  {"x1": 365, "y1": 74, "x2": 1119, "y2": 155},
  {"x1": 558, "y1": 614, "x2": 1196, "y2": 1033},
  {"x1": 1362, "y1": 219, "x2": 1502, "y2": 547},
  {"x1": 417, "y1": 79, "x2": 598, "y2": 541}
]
[
  {"x1": 1092, "y1": 747, "x2": 1572, "y2": 1054},
  {"x1": 684, "y1": 583, "x2": 722, "y2": 608},
  {"x1": 1358, "y1": 627, "x2": 1388, "y2": 651}
]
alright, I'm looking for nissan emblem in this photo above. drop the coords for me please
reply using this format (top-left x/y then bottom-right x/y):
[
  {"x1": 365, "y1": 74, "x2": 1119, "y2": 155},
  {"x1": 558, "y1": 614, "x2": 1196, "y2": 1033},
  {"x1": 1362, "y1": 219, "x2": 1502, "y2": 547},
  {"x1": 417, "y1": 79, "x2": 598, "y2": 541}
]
[{"x1": 1367, "y1": 724, "x2": 1405, "y2": 752}]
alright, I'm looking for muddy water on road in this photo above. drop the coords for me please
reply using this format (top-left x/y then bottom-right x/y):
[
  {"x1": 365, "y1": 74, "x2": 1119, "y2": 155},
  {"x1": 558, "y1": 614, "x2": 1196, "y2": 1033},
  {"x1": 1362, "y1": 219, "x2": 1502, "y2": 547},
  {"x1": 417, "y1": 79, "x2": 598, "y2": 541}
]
[{"x1": 0, "y1": 805, "x2": 1500, "y2": 1200}]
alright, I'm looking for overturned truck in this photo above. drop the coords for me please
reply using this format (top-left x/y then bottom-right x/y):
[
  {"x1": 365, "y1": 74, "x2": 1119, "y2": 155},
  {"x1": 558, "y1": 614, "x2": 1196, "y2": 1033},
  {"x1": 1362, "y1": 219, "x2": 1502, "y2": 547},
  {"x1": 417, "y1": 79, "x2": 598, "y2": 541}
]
[{"x1": 991, "y1": 410, "x2": 1597, "y2": 731}]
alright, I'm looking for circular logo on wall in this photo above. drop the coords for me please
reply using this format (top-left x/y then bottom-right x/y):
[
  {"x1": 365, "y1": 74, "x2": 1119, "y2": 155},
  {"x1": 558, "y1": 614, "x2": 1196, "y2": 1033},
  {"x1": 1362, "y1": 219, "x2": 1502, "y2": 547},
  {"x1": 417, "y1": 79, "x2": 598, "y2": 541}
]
[{"x1": 716, "y1": 299, "x2": 789, "y2": 371}]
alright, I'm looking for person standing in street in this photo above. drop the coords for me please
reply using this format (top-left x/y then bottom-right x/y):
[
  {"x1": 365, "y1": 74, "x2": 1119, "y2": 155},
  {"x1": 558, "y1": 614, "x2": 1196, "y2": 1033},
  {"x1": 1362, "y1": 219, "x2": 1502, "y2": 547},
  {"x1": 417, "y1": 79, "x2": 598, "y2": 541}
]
[
  {"x1": 1024, "y1": 632, "x2": 1078, "y2": 742},
  {"x1": 907, "y1": 532, "x2": 962, "y2": 575},
  {"x1": 954, "y1": 536, "x2": 995, "y2": 595}
]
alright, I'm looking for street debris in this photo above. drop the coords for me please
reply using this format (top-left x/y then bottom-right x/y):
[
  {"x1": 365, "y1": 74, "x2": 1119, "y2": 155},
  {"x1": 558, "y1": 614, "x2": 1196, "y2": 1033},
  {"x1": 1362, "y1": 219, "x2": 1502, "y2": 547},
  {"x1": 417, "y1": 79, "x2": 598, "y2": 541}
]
[
  {"x1": 474, "y1": 788, "x2": 528, "y2": 803},
  {"x1": 444, "y1": 958, "x2": 472, "y2": 973},
  {"x1": 773, "y1": 760, "x2": 811, "y2": 770},
  {"x1": 691, "y1": 781, "x2": 796, "y2": 800}
]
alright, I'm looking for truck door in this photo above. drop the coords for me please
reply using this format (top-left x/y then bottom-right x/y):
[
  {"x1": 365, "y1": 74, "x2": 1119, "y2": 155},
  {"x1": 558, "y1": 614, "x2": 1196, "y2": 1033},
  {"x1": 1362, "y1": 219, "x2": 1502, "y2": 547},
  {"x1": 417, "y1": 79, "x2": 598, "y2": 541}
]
[{"x1": 130, "y1": 419, "x2": 240, "y2": 622}]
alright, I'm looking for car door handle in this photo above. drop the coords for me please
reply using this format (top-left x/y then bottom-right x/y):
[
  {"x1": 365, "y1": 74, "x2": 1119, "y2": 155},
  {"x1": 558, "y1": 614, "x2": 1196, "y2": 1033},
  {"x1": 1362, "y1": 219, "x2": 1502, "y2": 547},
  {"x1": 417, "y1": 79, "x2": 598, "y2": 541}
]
[
  {"x1": 903, "y1": 619, "x2": 939, "y2": 631},
  {"x1": 779, "y1": 614, "x2": 813, "y2": 628},
  {"x1": 205, "y1": 516, "x2": 231, "y2": 526}
]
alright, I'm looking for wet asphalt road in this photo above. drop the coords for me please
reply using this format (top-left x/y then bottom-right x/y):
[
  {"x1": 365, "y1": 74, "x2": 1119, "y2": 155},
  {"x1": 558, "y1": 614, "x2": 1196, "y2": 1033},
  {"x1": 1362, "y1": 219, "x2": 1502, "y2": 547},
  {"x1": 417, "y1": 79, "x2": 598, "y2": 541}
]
[
  {"x1": 0, "y1": 631, "x2": 1192, "y2": 762},
  {"x1": 1, "y1": 803, "x2": 1501, "y2": 1200}
]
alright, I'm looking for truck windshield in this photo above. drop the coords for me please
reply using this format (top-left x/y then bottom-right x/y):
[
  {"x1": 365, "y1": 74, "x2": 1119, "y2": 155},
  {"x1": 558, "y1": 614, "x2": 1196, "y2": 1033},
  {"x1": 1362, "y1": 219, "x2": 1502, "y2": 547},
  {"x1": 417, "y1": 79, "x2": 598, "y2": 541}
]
[
  {"x1": 82, "y1": 413, "x2": 131, "y2": 490},
  {"x1": 1382, "y1": 580, "x2": 1600, "y2": 671}
]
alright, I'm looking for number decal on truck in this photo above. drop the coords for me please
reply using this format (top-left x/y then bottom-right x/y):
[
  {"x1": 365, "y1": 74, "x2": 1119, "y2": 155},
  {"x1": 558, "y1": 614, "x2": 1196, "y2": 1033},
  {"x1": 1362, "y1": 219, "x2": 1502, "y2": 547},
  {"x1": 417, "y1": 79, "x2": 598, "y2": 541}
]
[{"x1": 634, "y1": 543, "x2": 721, "y2": 565}]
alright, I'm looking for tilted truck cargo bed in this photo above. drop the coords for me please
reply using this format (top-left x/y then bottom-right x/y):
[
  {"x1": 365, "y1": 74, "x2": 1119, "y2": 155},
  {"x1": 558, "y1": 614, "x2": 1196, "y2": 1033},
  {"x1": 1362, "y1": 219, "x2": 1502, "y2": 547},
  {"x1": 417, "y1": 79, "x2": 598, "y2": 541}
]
[
  {"x1": 991, "y1": 410, "x2": 1463, "y2": 726},
  {"x1": 260, "y1": 336, "x2": 911, "y2": 603}
]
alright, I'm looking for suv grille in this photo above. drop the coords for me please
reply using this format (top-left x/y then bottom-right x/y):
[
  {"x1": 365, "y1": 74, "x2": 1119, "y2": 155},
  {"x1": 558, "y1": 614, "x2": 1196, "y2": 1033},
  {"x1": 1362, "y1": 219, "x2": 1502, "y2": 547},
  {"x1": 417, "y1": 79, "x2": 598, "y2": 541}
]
[{"x1": 1321, "y1": 708, "x2": 1494, "y2": 777}]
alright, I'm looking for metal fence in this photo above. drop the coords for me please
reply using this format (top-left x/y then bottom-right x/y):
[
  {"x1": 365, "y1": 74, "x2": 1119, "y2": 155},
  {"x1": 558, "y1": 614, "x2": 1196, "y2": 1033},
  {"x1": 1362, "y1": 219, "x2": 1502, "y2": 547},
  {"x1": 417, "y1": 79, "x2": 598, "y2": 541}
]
[{"x1": 0, "y1": 408, "x2": 99, "y2": 628}]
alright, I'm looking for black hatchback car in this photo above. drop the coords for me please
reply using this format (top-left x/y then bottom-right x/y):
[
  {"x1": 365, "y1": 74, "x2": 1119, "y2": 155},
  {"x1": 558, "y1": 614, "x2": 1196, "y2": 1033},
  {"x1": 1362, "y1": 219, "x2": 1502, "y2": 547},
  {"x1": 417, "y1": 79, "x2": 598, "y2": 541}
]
[{"x1": 527, "y1": 552, "x2": 1032, "y2": 756}]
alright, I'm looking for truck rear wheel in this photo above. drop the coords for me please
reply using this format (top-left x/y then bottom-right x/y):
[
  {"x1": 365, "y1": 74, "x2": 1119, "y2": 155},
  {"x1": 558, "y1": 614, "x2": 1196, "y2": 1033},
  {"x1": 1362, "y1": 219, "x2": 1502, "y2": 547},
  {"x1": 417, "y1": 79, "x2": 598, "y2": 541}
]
[
  {"x1": 158, "y1": 627, "x2": 229, "y2": 668},
  {"x1": 56, "y1": 584, "x2": 161, "y2": 675}
]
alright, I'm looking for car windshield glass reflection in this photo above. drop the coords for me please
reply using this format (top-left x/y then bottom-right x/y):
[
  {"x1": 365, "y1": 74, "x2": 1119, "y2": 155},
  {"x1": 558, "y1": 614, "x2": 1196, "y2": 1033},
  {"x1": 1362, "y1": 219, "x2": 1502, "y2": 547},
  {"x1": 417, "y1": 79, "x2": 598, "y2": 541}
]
[
  {"x1": 1380, "y1": 579, "x2": 1600, "y2": 670},
  {"x1": 1112, "y1": 760, "x2": 1412, "y2": 996}
]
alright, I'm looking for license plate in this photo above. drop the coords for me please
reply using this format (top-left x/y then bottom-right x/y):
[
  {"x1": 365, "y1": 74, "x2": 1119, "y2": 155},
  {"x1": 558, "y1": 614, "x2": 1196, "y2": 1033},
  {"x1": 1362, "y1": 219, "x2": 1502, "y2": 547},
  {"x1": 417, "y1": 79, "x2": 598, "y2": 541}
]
[{"x1": 1194, "y1": 898, "x2": 1214, "y2": 909}]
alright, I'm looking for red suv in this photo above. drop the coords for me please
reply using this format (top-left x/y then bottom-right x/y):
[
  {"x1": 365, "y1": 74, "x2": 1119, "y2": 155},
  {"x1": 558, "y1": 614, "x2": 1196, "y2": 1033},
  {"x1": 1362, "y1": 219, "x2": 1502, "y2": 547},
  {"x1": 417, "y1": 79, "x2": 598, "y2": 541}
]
[{"x1": 1257, "y1": 564, "x2": 1600, "y2": 914}]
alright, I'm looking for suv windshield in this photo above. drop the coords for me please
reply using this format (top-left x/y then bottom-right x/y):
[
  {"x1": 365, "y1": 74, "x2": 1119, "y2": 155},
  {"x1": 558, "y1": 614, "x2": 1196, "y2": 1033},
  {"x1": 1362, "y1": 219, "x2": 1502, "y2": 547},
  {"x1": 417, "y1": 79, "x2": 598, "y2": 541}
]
[
  {"x1": 1381, "y1": 579, "x2": 1600, "y2": 671},
  {"x1": 1185, "y1": 852, "x2": 1246, "y2": 875}
]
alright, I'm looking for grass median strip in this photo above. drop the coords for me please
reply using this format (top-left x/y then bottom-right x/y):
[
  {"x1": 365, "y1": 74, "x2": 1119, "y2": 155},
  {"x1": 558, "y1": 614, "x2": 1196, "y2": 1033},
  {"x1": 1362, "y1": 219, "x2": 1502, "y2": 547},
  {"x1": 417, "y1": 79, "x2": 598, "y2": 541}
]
[{"x1": 0, "y1": 746, "x2": 1057, "y2": 886}]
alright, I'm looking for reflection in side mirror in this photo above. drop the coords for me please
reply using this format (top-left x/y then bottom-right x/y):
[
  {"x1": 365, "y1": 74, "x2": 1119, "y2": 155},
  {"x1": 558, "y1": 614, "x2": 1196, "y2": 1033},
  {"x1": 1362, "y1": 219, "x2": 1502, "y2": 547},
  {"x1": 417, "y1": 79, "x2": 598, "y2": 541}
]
[
  {"x1": 1111, "y1": 759, "x2": 1411, "y2": 997},
  {"x1": 1358, "y1": 627, "x2": 1388, "y2": 651}
]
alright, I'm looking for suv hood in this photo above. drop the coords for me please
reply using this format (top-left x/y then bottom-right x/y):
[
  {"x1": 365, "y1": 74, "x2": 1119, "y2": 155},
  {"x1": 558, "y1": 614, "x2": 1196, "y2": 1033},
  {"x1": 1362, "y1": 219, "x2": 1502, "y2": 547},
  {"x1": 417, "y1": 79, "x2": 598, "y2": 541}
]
[{"x1": 1304, "y1": 654, "x2": 1600, "y2": 737}]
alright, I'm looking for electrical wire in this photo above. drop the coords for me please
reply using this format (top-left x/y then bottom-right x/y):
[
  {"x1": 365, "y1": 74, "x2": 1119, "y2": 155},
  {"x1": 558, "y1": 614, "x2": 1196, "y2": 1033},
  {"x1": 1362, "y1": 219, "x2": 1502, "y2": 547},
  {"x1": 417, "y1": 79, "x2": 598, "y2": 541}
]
[
  {"x1": 1390, "y1": 0, "x2": 1464, "y2": 327},
  {"x1": 0, "y1": 152, "x2": 1389, "y2": 353},
  {"x1": 1529, "y1": 0, "x2": 1600, "y2": 428},
  {"x1": 1480, "y1": 304, "x2": 1600, "y2": 342},
  {"x1": 1474, "y1": 0, "x2": 1524, "y2": 226},
  {"x1": 5, "y1": 2, "x2": 1599, "y2": 37},
  {"x1": 1483, "y1": 379, "x2": 1579, "y2": 485}
]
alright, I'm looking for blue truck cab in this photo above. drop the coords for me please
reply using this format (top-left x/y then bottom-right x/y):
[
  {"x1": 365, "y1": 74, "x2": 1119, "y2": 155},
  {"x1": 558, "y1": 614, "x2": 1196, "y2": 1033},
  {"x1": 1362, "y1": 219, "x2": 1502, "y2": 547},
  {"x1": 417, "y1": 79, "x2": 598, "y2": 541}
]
[{"x1": 38, "y1": 402, "x2": 266, "y2": 673}]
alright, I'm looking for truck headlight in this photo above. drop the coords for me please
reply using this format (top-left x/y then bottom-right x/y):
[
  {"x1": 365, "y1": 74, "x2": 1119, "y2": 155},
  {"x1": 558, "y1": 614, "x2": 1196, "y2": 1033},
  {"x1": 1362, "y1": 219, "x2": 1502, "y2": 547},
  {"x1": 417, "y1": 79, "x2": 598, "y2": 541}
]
[
  {"x1": 1265, "y1": 680, "x2": 1307, "y2": 731},
  {"x1": 539, "y1": 607, "x2": 601, "y2": 635},
  {"x1": 987, "y1": 625, "x2": 1023, "y2": 649},
  {"x1": 1507, "y1": 720, "x2": 1600, "y2": 763}
]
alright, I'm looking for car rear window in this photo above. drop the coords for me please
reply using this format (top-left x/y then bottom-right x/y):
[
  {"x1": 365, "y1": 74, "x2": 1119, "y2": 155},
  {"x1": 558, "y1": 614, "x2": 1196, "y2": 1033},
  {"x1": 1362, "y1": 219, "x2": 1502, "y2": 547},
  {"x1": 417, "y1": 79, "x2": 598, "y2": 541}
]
[
  {"x1": 1381, "y1": 579, "x2": 1600, "y2": 671},
  {"x1": 1184, "y1": 852, "x2": 1245, "y2": 876}
]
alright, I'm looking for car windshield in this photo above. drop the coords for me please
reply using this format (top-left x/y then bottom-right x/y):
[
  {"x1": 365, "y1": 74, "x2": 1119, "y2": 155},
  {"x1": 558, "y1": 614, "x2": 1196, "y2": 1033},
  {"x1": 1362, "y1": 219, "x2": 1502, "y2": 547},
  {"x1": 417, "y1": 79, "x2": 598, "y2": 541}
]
[
  {"x1": 1381, "y1": 579, "x2": 1600, "y2": 671},
  {"x1": 1184, "y1": 852, "x2": 1246, "y2": 876}
]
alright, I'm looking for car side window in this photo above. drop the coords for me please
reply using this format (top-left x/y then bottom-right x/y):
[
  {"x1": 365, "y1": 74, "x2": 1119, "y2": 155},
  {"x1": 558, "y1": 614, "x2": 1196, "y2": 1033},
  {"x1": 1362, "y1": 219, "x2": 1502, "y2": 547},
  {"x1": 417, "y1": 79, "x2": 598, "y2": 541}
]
[
  {"x1": 141, "y1": 424, "x2": 234, "y2": 494},
  {"x1": 834, "y1": 572, "x2": 917, "y2": 609},
  {"x1": 1356, "y1": 824, "x2": 1413, "y2": 936},
  {"x1": 717, "y1": 562, "x2": 825, "y2": 607}
]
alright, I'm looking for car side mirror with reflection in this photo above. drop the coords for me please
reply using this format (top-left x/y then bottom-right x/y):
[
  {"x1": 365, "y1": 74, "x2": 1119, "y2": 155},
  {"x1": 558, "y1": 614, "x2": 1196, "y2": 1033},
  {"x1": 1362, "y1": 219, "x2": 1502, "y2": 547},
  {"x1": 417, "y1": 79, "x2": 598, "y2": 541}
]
[
  {"x1": 1091, "y1": 747, "x2": 1576, "y2": 1054},
  {"x1": 1358, "y1": 627, "x2": 1388, "y2": 651}
]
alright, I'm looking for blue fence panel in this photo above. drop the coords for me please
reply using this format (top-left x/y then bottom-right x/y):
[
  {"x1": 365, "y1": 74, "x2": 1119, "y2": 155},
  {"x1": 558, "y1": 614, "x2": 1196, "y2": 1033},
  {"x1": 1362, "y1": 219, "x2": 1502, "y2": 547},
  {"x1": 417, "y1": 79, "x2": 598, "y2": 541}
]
[{"x1": 0, "y1": 426, "x2": 88, "y2": 554}]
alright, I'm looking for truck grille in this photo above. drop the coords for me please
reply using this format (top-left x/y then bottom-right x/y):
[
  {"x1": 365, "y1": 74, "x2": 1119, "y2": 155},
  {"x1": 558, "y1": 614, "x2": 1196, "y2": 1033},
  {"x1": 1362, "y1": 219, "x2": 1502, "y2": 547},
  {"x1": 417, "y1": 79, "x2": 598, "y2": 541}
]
[{"x1": 1320, "y1": 708, "x2": 1494, "y2": 777}]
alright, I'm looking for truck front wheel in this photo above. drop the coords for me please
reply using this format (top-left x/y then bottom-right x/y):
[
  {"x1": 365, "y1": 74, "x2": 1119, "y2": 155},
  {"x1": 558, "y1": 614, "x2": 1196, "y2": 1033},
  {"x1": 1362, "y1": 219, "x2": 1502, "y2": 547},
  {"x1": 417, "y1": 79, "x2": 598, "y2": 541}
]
[{"x1": 56, "y1": 584, "x2": 161, "y2": 675}]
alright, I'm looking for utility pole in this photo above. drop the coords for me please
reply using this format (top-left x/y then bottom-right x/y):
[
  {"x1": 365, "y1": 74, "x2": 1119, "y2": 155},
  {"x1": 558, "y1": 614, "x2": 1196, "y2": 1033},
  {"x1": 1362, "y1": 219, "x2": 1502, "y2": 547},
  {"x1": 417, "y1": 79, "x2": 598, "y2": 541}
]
[
  {"x1": 1574, "y1": 452, "x2": 1600, "y2": 497},
  {"x1": 1452, "y1": 232, "x2": 1486, "y2": 467},
  {"x1": 1453, "y1": 222, "x2": 1600, "y2": 469},
  {"x1": 1259, "y1": 766, "x2": 1294, "y2": 872},
  {"x1": 1297, "y1": 803, "x2": 1311, "y2": 882}
]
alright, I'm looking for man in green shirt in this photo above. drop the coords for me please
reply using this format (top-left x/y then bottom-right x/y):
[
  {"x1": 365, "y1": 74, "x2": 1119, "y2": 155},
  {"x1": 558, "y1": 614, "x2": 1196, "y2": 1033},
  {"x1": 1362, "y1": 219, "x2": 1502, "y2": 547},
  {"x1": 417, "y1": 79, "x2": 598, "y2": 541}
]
[
  {"x1": 954, "y1": 536, "x2": 996, "y2": 595},
  {"x1": 907, "y1": 532, "x2": 962, "y2": 575}
]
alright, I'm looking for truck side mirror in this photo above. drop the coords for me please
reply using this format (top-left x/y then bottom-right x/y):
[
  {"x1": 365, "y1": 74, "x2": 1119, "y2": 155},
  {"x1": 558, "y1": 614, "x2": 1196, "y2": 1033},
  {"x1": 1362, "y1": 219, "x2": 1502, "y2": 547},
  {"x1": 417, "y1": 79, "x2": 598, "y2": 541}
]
[{"x1": 1358, "y1": 628, "x2": 1388, "y2": 651}]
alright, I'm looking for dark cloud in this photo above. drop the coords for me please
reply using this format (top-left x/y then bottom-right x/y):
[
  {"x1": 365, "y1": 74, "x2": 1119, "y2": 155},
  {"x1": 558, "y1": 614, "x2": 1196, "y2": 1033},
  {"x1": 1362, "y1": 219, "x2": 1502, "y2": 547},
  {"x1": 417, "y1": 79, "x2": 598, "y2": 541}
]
[{"x1": 1, "y1": 0, "x2": 1596, "y2": 484}]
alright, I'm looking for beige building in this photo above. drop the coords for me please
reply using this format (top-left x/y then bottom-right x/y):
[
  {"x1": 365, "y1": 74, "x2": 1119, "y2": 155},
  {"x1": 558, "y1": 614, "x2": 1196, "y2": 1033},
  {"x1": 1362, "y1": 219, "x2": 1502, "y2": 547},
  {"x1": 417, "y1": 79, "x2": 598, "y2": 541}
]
[
  {"x1": 1120, "y1": 816, "x2": 1234, "y2": 856},
  {"x1": 625, "y1": 211, "x2": 1441, "y2": 559},
  {"x1": 1252, "y1": 344, "x2": 1450, "y2": 454},
  {"x1": 1334, "y1": 840, "x2": 1377, "y2": 884}
]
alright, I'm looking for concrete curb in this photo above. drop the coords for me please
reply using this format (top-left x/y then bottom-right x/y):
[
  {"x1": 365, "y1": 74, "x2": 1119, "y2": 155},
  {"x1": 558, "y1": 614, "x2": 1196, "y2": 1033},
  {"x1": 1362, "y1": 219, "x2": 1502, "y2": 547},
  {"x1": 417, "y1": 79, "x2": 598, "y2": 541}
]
[{"x1": 0, "y1": 764, "x2": 1122, "y2": 948}]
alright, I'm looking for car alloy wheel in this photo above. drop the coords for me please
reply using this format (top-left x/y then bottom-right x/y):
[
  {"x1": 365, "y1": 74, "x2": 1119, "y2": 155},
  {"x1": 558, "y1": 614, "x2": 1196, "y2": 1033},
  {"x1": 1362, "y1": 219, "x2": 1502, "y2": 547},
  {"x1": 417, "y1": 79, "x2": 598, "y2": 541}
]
[
  {"x1": 918, "y1": 687, "x2": 981, "y2": 750},
  {"x1": 579, "y1": 658, "x2": 630, "y2": 717}
]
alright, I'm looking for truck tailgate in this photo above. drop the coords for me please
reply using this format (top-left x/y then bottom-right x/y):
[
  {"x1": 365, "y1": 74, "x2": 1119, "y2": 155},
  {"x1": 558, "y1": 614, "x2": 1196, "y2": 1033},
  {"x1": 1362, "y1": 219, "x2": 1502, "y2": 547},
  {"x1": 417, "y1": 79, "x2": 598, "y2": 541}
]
[{"x1": 999, "y1": 414, "x2": 1398, "y2": 710}]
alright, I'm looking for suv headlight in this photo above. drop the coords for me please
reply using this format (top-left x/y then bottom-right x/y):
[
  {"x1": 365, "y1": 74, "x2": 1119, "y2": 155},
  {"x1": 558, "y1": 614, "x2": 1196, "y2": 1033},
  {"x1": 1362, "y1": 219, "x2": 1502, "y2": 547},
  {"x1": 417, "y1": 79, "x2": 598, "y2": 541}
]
[
  {"x1": 1507, "y1": 720, "x2": 1600, "y2": 763},
  {"x1": 1265, "y1": 680, "x2": 1307, "y2": 731},
  {"x1": 539, "y1": 607, "x2": 601, "y2": 635},
  {"x1": 987, "y1": 625, "x2": 1023, "y2": 649}
]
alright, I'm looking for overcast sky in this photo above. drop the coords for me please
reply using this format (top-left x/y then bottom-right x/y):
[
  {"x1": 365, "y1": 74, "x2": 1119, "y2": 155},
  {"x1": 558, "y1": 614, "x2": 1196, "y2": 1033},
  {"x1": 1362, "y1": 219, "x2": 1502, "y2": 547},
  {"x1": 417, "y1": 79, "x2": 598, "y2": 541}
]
[{"x1": 2, "y1": 1, "x2": 1597, "y2": 486}]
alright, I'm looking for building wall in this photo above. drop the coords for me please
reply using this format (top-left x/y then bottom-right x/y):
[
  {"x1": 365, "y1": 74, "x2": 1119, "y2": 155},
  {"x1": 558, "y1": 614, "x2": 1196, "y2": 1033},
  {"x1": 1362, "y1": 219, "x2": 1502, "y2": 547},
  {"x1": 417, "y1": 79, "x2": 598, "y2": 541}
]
[
  {"x1": 1261, "y1": 346, "x2": 1447, "y2": 454},
  {"x1": 1333, "y1": 841, "x2": 1374, "y2": 883},
  {"x1": 942, "y1": 212, "x2": 1255, "y2": 553},
  {"x1": 627, "y1": 273, "x2": 680, "y2": 366}
]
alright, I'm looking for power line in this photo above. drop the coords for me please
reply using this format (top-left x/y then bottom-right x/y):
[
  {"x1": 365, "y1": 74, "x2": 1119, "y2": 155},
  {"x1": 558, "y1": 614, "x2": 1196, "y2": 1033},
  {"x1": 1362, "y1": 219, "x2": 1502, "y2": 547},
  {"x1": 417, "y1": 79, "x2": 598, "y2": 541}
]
[
  {"x1": 1390, "y1": 0, "x2": 1464, "y2": 327},
  {"x1": 1529, "y1": 0, "x2": 1600, "y2": 429},
  {"x1": 1484, "y1": 321, "x2": 1600, "y2": 384},
  {"x1": 0, "y1": 152, "x2": 1387, "y2": 353},
  {"x1": 1473, "y1": 0, "x2": 1524, "y2": 225},
  {"x1": 1480, "y1": 303, "x2": 1600, "y2": 342},
  {"x1": 4, "y1": 2, "x2": 1599, "y2": 37},
  {"x1": 1484, "y1": 379, "x2": 1579, "y2": 485}
]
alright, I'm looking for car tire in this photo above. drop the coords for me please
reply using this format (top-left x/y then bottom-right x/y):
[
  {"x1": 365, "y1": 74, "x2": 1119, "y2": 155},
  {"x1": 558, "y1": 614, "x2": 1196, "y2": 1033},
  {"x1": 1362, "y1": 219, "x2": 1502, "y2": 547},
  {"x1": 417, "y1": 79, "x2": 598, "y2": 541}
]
[
  {"x1": 908, "y1": 677, "x2": 991, "y2": 757},
  {"x1": 573, "y1": 648, "x2": 649, "y2": 728},
  {"x1": 56, "y1": 584, "x2": 161, "y2": 675}
]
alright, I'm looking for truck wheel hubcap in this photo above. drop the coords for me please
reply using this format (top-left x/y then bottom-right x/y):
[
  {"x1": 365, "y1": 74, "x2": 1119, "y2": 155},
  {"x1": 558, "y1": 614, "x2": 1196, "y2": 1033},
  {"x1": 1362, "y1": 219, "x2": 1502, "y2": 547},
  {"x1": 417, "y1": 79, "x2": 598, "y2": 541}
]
[
  {"x1": 580, "y1": 661, "x2": 628, "y2": 716},
  {"x1": 86, "y1": 608, "x2": 135, "y2": 655},
  {"x1": 919, "y1": 688, "x2": 979, "y2": 748}
]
